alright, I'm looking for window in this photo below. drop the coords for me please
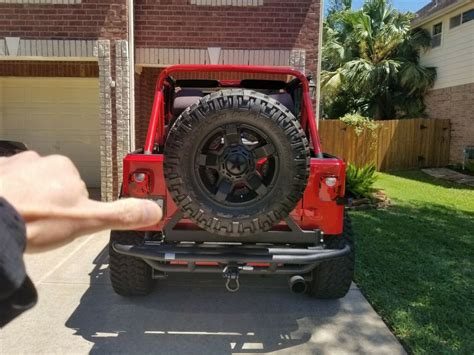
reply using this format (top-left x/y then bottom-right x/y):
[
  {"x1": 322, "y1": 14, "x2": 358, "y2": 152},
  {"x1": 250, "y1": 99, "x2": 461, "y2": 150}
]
[
  {"x1": 450, "y1": 14, "x2": 461, "y2": 28},
  {"x1": 462, "y1": 9, "x2": 474, "y2": 24},
  {"x1": 450, "y1": 9, "x2": 474, "y2": 30},
  {"x1": 432, "y1": 22, "x2": 442, "y2": 48}
]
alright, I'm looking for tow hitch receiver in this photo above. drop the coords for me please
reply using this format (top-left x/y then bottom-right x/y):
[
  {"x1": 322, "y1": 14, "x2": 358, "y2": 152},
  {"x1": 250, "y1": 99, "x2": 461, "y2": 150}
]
[{"x1": 223, "y1": 264, "x2": 240, "y2": 292}]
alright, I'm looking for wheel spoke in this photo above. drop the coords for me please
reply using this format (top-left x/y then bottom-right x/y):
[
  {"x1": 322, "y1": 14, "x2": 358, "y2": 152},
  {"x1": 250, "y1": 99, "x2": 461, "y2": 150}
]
[
  {"x1": 214, "y1": 179, "x2": 233, "y2": 202},
  {"x1": 223, "y1": 124, "x2": 241, "y2": 146},
  {"x1": 252, "y1": 144, "x2": 275, "y2": 160},
  {"x1": 197, "y1": 153, "x2": 219, "y2": 170},
  {"x1": 246, "y1": 173, "x2": 268, "y2": 195}
]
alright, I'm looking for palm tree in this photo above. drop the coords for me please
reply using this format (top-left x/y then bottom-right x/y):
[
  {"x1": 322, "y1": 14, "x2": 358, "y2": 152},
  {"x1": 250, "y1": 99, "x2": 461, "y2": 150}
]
[{"x1": 321, "y1": 0, "x2": 436, "y2": 119}]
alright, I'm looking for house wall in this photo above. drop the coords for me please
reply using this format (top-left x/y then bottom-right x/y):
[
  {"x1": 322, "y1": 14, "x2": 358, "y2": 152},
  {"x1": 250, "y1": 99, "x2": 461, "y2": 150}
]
[
  {"x1": 419, "y1": 2, "x2": 474, "y2": 90},
  {"x1": 133, "y1": 0, "x2": 321, "y2": 148},
  {"x1": 134, "y1": 0, "x2": 319, "y2": 73},
  {"x1": 0, "y1": 60, "x2": 98, "y2": 77},
  {"x1": 0, "y1": 0, "x2": 127, "y2": 40},
  {"x1": 0, "y1": 1, "x2": 128, "y2": 200},
  {"x1": 417, "y1": 1, "x2": 474, "y2": 163},
  {"x1": 424, "y1": 82, "x2": 474, "y2": 163},
  {"x1": 0, "y1": 0, "x2": 322, "y2": 199}
]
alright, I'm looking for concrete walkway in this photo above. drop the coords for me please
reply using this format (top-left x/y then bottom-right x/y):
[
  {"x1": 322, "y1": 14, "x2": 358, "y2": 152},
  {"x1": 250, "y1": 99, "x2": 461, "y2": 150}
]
[
  {"x1": 1, "y1": 231, "x2": 405, "y2": 355},
  {"x1": 422, "y1": 168, "x2": 474, "y2": 187}
]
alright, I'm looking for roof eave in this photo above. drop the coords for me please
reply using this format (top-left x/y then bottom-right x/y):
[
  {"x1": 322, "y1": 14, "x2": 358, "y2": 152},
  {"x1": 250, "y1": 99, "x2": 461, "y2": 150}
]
[{"x1": 413, "y1": 0, "x2": 474, "y2": 27}]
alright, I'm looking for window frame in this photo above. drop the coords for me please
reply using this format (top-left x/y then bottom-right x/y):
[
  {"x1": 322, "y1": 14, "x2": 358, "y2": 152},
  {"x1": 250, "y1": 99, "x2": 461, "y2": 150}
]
[
  {"x1": 449, "y1": 8, "x2": 474, "y2": 31},
  {"x1": 450, "y1": 14, "x2": 461, "y2": 29},
  {"x1": 431, "y1": 22, "x2": 443, "y2": 48},
  {"x1": 461, "y1": 9, "x2": 474, "y2": 24}
]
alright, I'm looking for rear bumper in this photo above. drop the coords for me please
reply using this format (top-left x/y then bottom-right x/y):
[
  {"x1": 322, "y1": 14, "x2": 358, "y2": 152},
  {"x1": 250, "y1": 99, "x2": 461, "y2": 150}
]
[{"x1": 112, "y1": 242, "x2": 351, "y2": 275}]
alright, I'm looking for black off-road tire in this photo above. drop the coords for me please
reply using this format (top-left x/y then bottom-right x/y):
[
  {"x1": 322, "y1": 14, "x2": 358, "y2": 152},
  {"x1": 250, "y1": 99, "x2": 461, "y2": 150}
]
[
  {"x1": 164, "y1": 89, "x2": 310, "y2": 237},
  {"x1": 307, "y1": 214, "x2": 355, "y2": 299},
  {"x1": 109, "y1": 230, "x2": 155, "y2": 296}
]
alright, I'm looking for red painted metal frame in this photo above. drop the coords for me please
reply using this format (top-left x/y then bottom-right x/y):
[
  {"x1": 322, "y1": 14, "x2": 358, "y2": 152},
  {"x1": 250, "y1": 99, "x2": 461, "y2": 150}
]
[
  {"x1": 122, "y1": 154, "x2": 346, "y2": 235},
  {"x1": 144, "y1": 64, "x2": 323, "y2": 155},
  {"x1": 124, "y1": 64, "x2": 346, "y2": 237}
]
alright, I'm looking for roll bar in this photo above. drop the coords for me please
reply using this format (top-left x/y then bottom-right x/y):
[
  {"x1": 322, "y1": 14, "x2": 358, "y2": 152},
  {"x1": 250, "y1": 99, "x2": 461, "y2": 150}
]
[{"x1": 144, "y1": 65, "x2": 322, "y2": 156}]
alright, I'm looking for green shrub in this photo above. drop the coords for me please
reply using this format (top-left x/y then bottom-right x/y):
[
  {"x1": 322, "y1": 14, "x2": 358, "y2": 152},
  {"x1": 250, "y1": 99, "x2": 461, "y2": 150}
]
[
  {"x1": 465, "y1": 161, "x2": 474, "y2": 173},
  {"x1": 340, "y1": 113, "x2": 380, "y2": 136},
  {"x1": 345, "y1": 162, "x2": 378, "y2": 198}
]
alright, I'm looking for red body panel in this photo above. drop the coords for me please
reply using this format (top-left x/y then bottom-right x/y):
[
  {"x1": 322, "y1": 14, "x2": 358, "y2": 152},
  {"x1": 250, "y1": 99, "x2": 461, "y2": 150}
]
[
  {"x1": 122, "y1": 154, "x2": 345, "y2": 235},
  {"x1": 122, "y1": 65, "x2": 346, "y2": 237}
]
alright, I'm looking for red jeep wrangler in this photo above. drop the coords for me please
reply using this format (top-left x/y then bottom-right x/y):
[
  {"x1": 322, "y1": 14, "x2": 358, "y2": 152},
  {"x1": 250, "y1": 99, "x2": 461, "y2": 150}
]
[{"x1": 110, "y1": 65, "x2": 353, "y2": 298}]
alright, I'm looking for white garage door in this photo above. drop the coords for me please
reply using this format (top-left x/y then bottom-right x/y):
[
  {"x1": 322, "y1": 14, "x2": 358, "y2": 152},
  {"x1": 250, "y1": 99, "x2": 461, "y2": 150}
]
[{"x1": 0, "y1": 77, "x2": 101, "y2": 187}]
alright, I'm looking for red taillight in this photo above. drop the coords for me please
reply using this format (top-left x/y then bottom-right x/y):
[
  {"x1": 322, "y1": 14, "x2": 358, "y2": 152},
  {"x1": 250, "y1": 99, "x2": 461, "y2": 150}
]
[
  {"x1": 319, "y1": 176, "x2": 339, "y2": 201},
  {"x1": 129, "y1": 171, "x2": 151, "y2": 197},
  {"x1": 324, "y1": 176, "x2": 337, "y2": 187}
]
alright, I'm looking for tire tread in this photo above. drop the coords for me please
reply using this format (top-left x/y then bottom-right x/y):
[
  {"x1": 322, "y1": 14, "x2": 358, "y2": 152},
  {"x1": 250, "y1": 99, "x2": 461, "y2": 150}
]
[
  {"x1": 308, "y1": 214, "x2": 355, "y2": 299},
  {"x1": 164, "y1": 89, "x2": 310, "y2": 237},
  {"x1": 109, "y1": 231, "x2": 155, "y2": 296}
]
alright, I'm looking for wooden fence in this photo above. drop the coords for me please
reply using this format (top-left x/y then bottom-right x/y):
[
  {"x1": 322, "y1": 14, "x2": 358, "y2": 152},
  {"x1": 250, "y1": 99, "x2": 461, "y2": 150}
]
[{"x1": 318, "y1": 118, "x2": 451, "y2": 171}]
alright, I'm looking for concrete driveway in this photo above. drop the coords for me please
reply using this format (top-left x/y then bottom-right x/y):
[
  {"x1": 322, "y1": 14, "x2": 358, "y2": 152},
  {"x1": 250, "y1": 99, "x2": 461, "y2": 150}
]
[{"x1": 1, "y1": 231, "x2": 405, "y2": 354}]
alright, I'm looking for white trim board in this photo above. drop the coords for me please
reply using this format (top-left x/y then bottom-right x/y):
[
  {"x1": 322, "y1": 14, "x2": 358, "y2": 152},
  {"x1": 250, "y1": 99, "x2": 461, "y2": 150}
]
[
  {"x1": 135, "y1": 48, "x2": 305, "y2": 69},
  {"x1": 0, "y1": 38, "x2": 97, "y2": 58},
  {"x1": 190, "y1": 0, "x2": 264, "y2": 6}
]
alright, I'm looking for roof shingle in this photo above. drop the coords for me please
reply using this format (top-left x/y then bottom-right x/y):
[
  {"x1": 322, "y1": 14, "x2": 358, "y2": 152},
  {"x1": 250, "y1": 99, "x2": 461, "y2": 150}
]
[{"x1": 416, "y1": 0, "x2": 460, "y2": 20}]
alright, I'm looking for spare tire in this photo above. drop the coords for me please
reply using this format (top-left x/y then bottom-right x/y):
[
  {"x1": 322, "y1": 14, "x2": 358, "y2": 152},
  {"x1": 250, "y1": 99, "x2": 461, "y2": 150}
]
[{"x1": 164, "y1": 89, "x2": 310, "y2": 237}]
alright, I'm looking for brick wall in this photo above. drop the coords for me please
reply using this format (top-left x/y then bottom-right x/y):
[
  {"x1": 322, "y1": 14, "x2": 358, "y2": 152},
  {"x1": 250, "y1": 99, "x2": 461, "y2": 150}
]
[
  {"x1": 424, "y1": 83, "x2": 474, "y2": 163},
  {"x1": 135, "y1": 67, "x2": 160, "y2": 148},
  {"x1": 134, "y1": 0, "x2": 320, "y2": 74},
  {"x1": 0, "y1": 60, "x2": 98, "y2": 77},
  {"x1": 1, "y1": 0, "x2": 321, "y2": 198},
  {"x1": 0, "y1": 0, "x2": 127, "y2": 40},
  {"x1": 134, "y1": 0, "x2": 321, "y2": 149}
]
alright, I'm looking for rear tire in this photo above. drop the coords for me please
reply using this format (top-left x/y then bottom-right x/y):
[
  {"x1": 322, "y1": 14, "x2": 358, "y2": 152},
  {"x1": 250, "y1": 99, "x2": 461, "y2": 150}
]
[
  {"x1": 307, "y1": 214, "x2": 354, "y2": 299},
  {"x1": 109, "y1": 230, "x2": 155, "y2": 296},
  {"x1": 164, "y1": 89, "x2": 310, "y2": 237}
]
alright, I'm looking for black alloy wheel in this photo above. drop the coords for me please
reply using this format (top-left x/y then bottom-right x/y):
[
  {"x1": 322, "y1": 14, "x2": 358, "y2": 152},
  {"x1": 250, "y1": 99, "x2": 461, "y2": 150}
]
[{"x1": 164, "y1": 89, "x2": 310, "y2": 237}]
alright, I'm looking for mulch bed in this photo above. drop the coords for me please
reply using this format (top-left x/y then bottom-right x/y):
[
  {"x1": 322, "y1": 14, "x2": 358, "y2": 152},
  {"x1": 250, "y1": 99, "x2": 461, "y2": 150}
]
[{"x1": 346, "y1": 190, "x2": 390, "y2": 210}]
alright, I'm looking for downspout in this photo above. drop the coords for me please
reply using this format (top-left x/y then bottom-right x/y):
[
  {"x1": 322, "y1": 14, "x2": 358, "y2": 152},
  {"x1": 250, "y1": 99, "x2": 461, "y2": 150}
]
[
  {"x1": 128, "y1": 0, "x2": 136, "y2": 151},
  {"x1": 315, "y1": 0, "x2": 325, "y2": 127}
]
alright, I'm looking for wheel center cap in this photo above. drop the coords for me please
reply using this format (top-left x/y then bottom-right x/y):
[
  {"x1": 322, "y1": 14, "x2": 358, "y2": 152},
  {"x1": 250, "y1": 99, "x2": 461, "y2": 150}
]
[{"x1": 225, "y1": 153, "x2": 248, "y2": 175}]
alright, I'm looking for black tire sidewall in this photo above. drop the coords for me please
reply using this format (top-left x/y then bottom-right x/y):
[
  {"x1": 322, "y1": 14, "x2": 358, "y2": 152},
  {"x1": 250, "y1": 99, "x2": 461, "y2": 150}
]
[
  {"x1": 165, "y1": 89, "x2": 310, "y2": 236},
  {"x1": 182, "y1": 110, "x2": 299, "y2": 216}
]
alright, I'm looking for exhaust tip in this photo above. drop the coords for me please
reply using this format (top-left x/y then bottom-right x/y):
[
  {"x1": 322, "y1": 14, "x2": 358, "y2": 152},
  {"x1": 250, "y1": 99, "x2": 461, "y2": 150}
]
[{"x1": 289, "y1": 275, "x2": 307, "y2": 294}]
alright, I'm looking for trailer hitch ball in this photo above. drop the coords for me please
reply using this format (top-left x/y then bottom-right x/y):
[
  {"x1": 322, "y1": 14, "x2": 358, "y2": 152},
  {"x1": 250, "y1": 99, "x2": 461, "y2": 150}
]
[{"x1": 223, "y1": 265, "x2": 240, "y2": 292}]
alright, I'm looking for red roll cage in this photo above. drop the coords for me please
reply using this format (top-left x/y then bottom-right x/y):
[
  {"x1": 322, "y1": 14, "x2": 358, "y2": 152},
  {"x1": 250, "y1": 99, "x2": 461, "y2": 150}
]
[{"x1": 144, "y1": 65, "x2": 322, "y2": 156}]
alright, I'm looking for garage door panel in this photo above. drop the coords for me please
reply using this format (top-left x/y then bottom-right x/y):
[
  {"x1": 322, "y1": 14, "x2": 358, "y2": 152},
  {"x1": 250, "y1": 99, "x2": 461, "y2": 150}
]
[
  {"x1": 3, "y1": 87, "x2": 27, "y2": 103},
  {"x1": 4, "y1": 112, "x2": 99, "y2": 130},
  {"x1": 2, "y1": 113, "x2": 27, "y2": 129},
  {"x1": 0, "y1": 77, "x2": 101, "y2": 188},
  {"x1": 30, "y1": 90, "x2": 57, "y2": 104},
  {"x1": 58, "y1": 88, "x2": 98, "y2": 104}
]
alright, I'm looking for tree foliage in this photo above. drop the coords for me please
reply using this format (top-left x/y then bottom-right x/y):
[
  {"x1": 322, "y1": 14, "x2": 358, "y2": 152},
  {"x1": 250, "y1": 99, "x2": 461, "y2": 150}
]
[
  {"x1": 321, "y1": 0, "x2": 436, "y2": 119},
  {"x1": 326, "y1": 0, "x2": 352, "y2": 16}
]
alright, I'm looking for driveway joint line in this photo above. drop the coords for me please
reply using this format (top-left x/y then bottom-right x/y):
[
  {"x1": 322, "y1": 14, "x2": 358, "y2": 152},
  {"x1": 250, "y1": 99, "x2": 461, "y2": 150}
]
[{"x1": 35, "y1": 234, "x2": 97, "y2": 285}]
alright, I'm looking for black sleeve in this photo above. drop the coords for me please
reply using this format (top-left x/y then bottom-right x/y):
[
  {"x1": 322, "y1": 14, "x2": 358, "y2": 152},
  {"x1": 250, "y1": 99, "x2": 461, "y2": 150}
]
[{"x1": 0, "y1": 197, "x2": 37, "y2": 328}]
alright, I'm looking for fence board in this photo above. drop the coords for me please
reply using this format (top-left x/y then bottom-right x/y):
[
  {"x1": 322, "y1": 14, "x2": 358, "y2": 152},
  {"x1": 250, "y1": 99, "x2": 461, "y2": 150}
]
[{"x1": 319, "y1": 118, "x2": 451, "y2": 171}]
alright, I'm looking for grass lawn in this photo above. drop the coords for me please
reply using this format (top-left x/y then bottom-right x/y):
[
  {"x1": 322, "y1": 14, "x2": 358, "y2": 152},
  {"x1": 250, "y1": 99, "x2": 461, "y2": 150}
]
[{"x1": 350, "y1": 170, "x2": 474, "y2": 354}]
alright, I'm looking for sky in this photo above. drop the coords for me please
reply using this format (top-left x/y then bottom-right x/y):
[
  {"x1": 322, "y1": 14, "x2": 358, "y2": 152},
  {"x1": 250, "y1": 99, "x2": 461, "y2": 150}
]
[{"x1": 324, "y1": 0, "x2": 432, "y2": 13}]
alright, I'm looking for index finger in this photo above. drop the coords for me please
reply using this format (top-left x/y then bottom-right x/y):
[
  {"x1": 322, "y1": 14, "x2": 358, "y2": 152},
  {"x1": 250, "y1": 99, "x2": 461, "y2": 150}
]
[{"x1": 77, "y1": 198, "x2": 163, "y2": 232}]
